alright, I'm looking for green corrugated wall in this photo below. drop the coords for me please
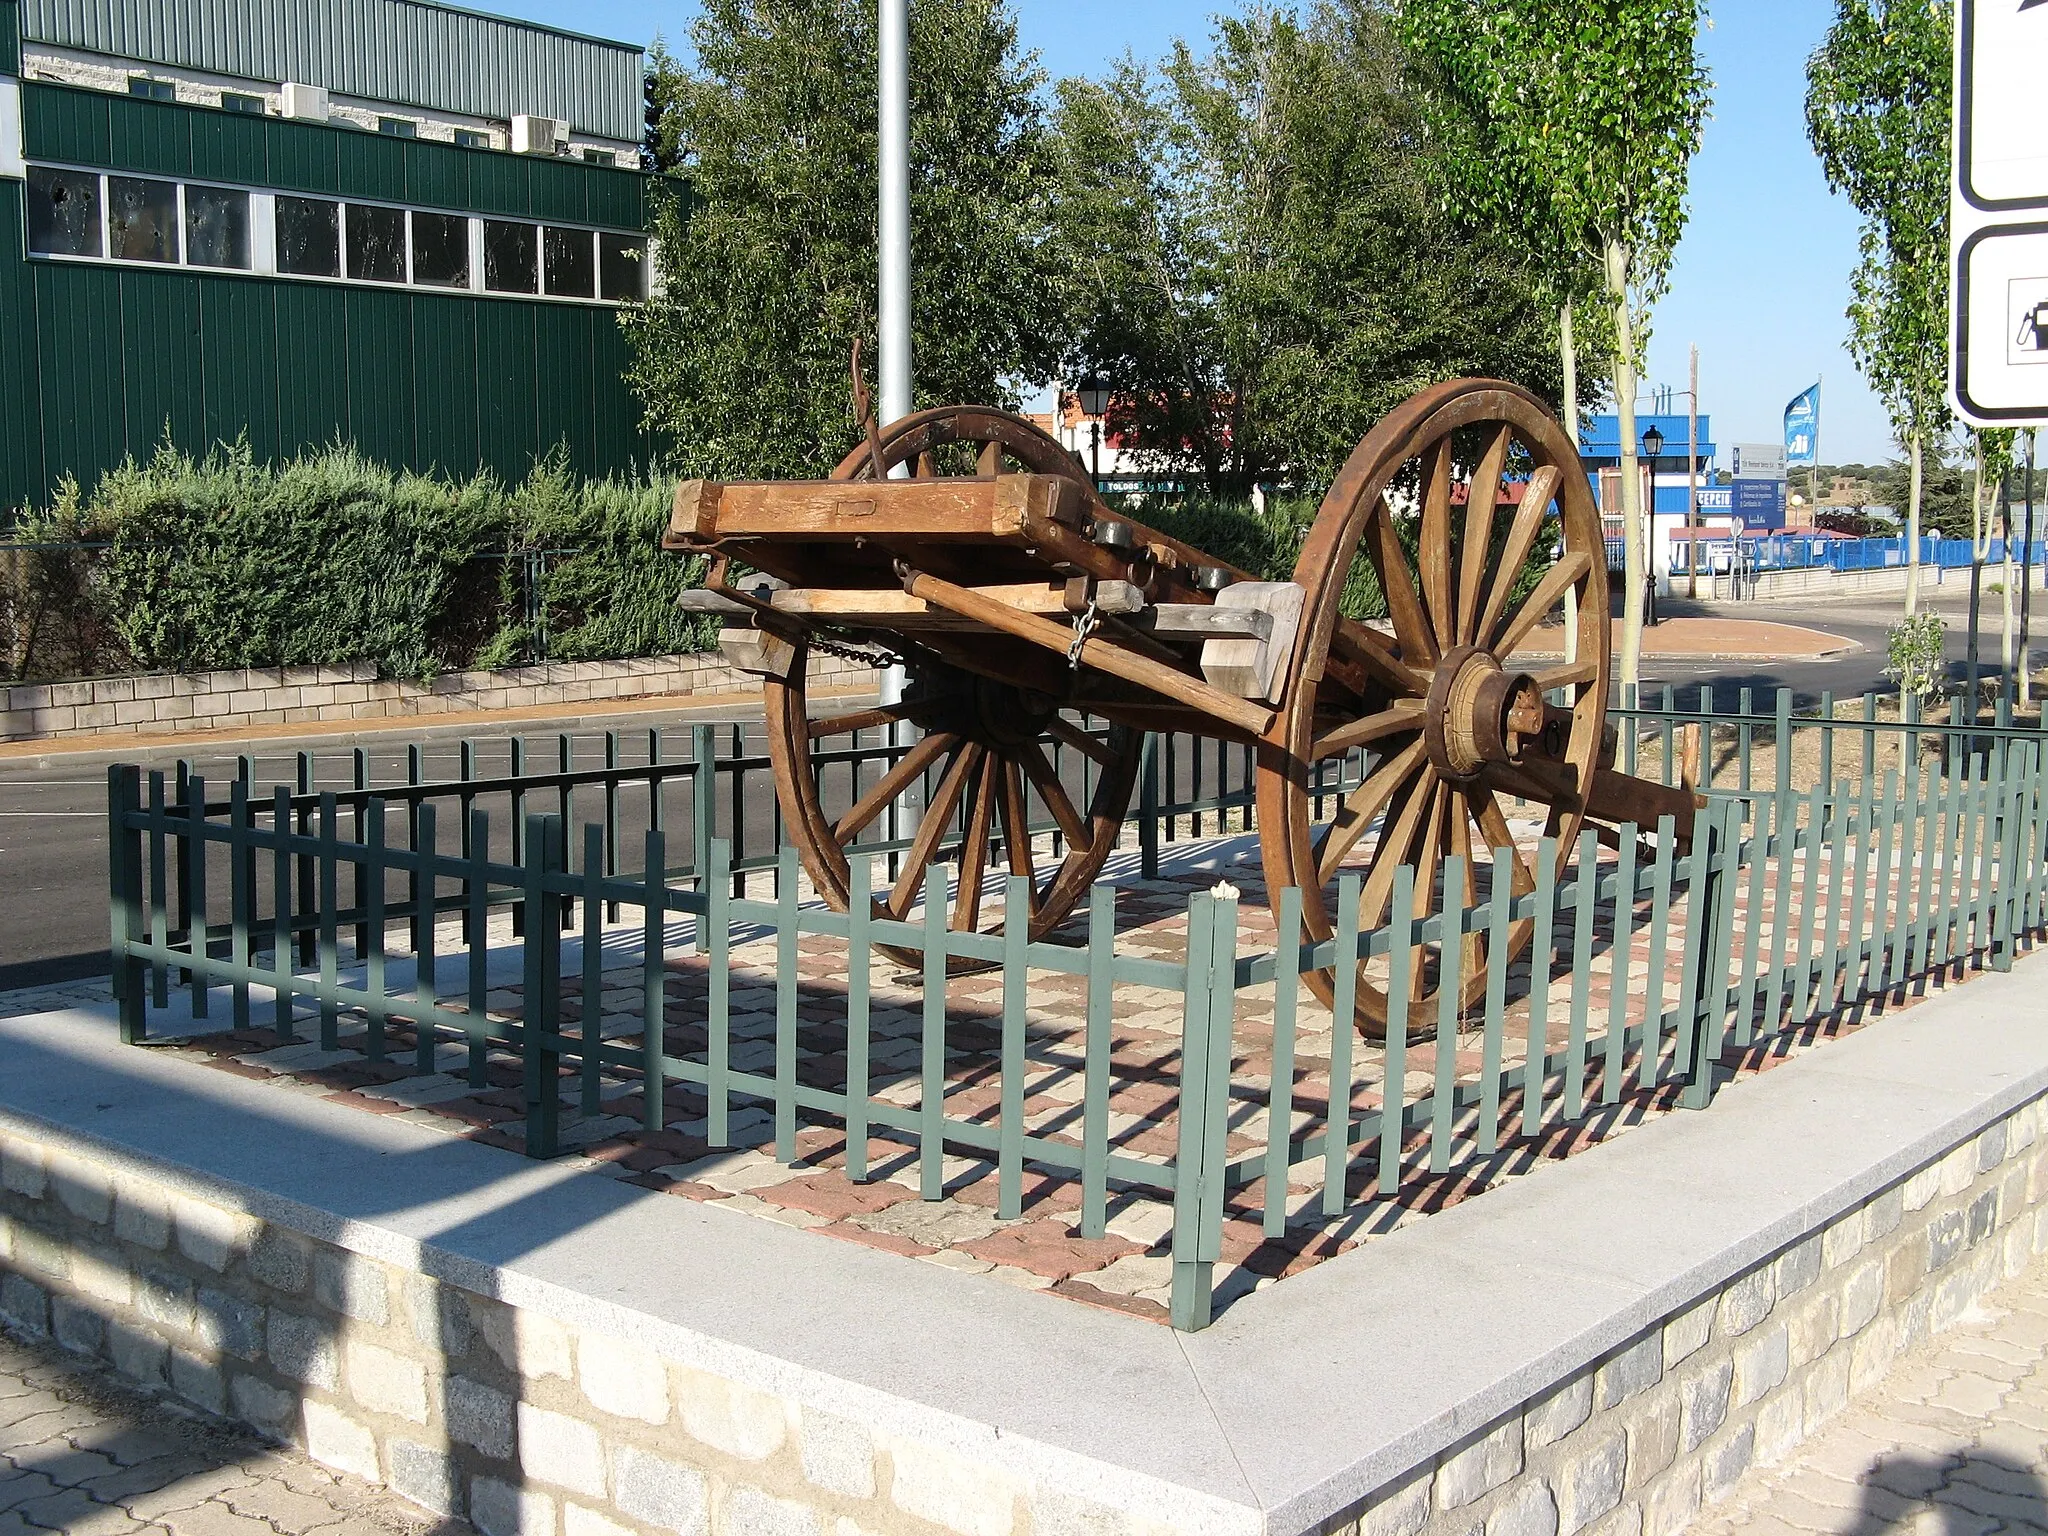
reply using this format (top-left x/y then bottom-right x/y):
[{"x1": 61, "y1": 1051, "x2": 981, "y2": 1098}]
[
  {"x1": 0, "y1": 82, "x2": 660, "y2": 513},
  {"x1": 2, "y1": 0, "x2": 20, "y2": 76}
]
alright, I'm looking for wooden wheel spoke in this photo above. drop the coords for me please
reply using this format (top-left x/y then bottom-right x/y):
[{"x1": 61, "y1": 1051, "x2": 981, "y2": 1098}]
[
  {"x1": 1456, "y1": 426, "x2": 1515, "y2": 647},
  {"x1": 1474, "y1": 465, "x2": 1562, "y2": 648},
  {"x1": 1357, "y1": 766, "x2": 1438, "y2": 930},
  {"x1": 952, "y1": 753, "x2": 999, "y2": 933},
  {"x1": 1313, "y1": 698, "x2": 1426, "y2": 760},
  {"x1": 1330, "y1": 617, "x2": 1429, "y2": 697},
  {"x1": 1470, "y1": 784, "x2": 1537, "y2": 898},
  {"x1": 1046, "y1": 716, "x2": 1117, "y2": 768},
  {"x1": 1363, "y1": 495, "x2": 1439, "y2": 663},
  {"x1": 1452, "y1": 787, "x2": 1484, "y2": 996},
  {"x1": 1419, "y1": 439, "x2": 1456, "y2": 649},
  {"x1": 1019, "y1": 741, "x2": 1091, "y2": 848},
  {"x1": 1529, "y1": 658, "x2": 1600, "y2": 695},
  {"x1": 1411, "y1": 778, "x2": 1449, "y2": 923},
  {"x1": 977, "y1": 439, "x2": 1003, "y2": 476},
  {"x1": 809, "y1": 697, "x2": 945, "y2": 741},
  {"x1": 885, "y1": 743, "x2": 982, "y2": 919},
  {"x1": 1317, "y1": 739, "x2": 1428, "y2": 886},
  {"x1": 997, "y1": 761, "x2": 1038, "y2": 913},
  {"x1": 833, "y1": 731, "x2": 958, "y2": 844},
  {"x1": 1494, "y1": 550, "x2": 1592, "y2": 657}
]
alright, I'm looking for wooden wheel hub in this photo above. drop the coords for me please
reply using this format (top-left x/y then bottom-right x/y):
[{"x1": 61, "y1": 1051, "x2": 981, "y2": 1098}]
[{"x1": 1425, "y1": 646, "x2": 1547, "y2": 782}]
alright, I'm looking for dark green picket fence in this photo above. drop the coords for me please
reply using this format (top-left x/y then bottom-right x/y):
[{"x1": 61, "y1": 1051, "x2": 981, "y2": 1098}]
[{"x1": 105, "y1": 692, "x2": 2048, "y2": 1329}]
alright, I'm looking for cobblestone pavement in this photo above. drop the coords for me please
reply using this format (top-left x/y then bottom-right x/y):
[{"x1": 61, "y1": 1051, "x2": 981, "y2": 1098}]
[
  {"x1": 0, "y1": 1323, "x2": 460, "y2": 1536},
  {"x1": 1689, "y1": 1252, "x2": 2048, "y2": 1536}
]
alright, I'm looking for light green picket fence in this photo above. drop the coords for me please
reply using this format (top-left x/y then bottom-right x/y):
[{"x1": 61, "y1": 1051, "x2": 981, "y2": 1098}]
[{"x1": 106, "y1": 695, "x2": 2048, "y2": 1328}]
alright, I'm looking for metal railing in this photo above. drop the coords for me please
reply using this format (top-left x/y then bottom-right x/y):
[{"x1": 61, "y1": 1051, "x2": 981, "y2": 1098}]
[{"x1": 104, "y1": 694, "x2": 2048, "y2": 1329}]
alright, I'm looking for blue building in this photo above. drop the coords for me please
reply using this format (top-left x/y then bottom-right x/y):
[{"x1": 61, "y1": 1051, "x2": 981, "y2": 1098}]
[{"x1": 1578, "y1": 412, "x2": 1725, "y2": 589}]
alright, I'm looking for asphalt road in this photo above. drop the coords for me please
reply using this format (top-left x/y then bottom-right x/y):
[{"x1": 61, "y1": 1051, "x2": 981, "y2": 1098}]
[
  {"x1": 1635, "y1": 588, "x2": 2029, "y2": 710},
  {"x1": 0, "y1": 588, "x2": 2034, "y2": 992}
]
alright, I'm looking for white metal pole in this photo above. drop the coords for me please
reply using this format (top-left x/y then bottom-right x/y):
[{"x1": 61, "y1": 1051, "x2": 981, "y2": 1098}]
[
  {"x1": 1687, "y1": 345, "x2": 1699, "y2": 602},
  {"x1": 877, "y1": 0, "x2": 910, "y2": 712}
]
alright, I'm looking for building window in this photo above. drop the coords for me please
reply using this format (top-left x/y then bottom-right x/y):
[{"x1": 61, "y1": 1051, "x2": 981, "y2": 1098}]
[
  {"x1": 185, "y1": 186, "x2": 251, "y2": 270},
  {"x1": 128, "y1": 78, "x2": 176, "y2": 102},
  {"x1": 410, "y1": 211, "x2": 469, "y2": 288},
  {"x1": 579, "y1": 148, "x2": 614, "y2": 167},
  {"x1": 221, "y1": 92, "x2": 266, "y2": 116},
  {"x1": 543, "y1": 227, "x2": 594, "y2": 298},
  {"x1": 108, "y1": 177, "x2": 179, "y2": 263},
  {"x1": 598, "y1": 233, "x2": 647, "y2": 301},
  {"x1": 484, "y1": 220, "x2": 539, "y2": 294},
  {"x1": 24, "y1": 163, "x2": 643, "y2": 306},
  {"x1": 453, "y1": 129, "x2": 489, "y2": 150},
  {"x1": 26, "y1": 168, "x2": 102, "y2": 258},
  {"x1": 377, "y1": 117, "x2": 418, "y2": 139},
  {"x1": 276, "y1": 196, "x2": 341, "y2": 277},
  {"x1": 346, "y1": 204, "x2": 407, "y2": 282}
]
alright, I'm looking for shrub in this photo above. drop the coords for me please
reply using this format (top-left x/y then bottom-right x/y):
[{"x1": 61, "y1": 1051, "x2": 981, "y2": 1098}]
[
  {"x1": 1885, "y1": 611, "x2": 1947, "y2": 705},
  {"x1": 3, "y1": 441, "x2": 713, "y2": 682}
]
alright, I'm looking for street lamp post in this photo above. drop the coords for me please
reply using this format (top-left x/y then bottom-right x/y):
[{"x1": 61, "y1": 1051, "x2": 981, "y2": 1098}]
[
  {"x1": 1642, "y1": 425, "x2": 1665, "y2": 627},
  {"x1": 1077, "y1": 375, "x2": 1109, "y2": 495}
]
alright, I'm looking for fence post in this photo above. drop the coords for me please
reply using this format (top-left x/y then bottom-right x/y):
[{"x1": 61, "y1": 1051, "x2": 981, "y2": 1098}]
[
  {"x1": 522, "y1": 814, "x2": 566, "y2": 1158},
  {"x1": 1169, "y1": 890, "x2": 1236, "y2": 1331},
  {"x1": 1683, "y1": 800, "x2": 1736, "y2": 1110},
  {"x1": 172, "y1": 760, "x2": 193, "y2": 981},
  {"x1": 1994, "y1": 741, "x2": 2024, "y2": 972},
  {"x1": 108, "y1": 766, "x2": 147, "y2": 1044},
  {"x1": 1139, "y1": 732, "x2": 1161, "y2": 880},
  {"x1": 692, "y1": 723, "x2": 717, "y2": 951}
]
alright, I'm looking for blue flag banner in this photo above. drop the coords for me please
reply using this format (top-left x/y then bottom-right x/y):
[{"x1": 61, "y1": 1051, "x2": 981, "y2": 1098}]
[{"x1": 1784, "y1": 384, "x2": 1819, "y2": 465}]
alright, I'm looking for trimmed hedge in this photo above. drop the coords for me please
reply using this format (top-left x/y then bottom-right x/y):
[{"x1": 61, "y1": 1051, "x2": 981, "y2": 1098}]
[{"x1": 1, "y1": 443, "x2": 713, "y2": 683}]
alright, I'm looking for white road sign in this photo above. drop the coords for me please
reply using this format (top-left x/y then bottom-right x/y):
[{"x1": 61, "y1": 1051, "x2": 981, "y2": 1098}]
[{"x1": 1952, "y1": 0, "x2": 2048, "y2": 425}]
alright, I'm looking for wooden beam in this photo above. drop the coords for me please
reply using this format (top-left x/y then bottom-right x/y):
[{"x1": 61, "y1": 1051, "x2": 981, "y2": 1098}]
[
  {"x1": 703, "y1": 474, "x2": 1081, "y2": 542},
  {"x1": 767, "y1": 582, "x2": 1068, "y2": 624},
  {"x1": 1142, "y1": 604, "x2": 1272, "y2": 640},
  {"x1": 666, "y1": 480, "x2": 724, "y2": 547},
  {"x1": 901, "y1": 569, "x2": 1276, "y2": 738}
]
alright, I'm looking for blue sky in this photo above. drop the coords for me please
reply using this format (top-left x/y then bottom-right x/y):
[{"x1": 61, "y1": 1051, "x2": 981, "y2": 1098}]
[{"x1": 499, "y1": 0, "x2": 1898, "y2": 469}]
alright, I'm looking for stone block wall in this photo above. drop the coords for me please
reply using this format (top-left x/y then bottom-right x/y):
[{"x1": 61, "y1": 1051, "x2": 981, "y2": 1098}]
[
  {"x1": 2, "y1": 1094, "x2": 2046, "y2": 1536},
  {"x1": 1339, "y1": 1098, "x2": 2048, "y2": 1536},
  {"x1": 0, "y1": 652, "x2": 874, "y2": 743},
  {"x1": 0, "y1": 1123, "x2": 1180, "y2": 1536}
]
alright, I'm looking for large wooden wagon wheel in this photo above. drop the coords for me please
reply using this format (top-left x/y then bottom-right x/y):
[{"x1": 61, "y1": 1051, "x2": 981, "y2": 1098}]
[
  {"x1": 761, "y1": 406, "x2": 1144, "y2": 955},
  {"x1": 1256, "y1": 379, "x2": 1611, "y2": 1036}
]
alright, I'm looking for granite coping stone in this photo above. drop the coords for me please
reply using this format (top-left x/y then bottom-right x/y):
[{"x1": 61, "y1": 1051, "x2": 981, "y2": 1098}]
[{"x1": 2, "y1": 954, "x2": 2047, "y2": 1534}]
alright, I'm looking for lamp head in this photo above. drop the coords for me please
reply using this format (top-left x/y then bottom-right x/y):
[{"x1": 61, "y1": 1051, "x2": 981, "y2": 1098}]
[
  {"x1": 1641, "y1": 425, "x2": 1666, "y2": 460},
  {"x1": 1076, "y1": 375, "x2": 1110, "y2": 418}
]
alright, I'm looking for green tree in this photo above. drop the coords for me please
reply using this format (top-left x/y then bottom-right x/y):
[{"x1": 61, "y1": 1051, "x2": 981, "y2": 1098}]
[
  {"x1": 626, "y1": 0, "x2": 1069, "y2": 480},
  {"x1": 1396, "y1": 0, "x2": 1711, "y2": 692},
  {"x1": 1806, "y1": 0, "x2": 1954, "y2": 619},
  {"x1": 1048, "y1": 2, "x2": 1564, "y2": 499}
]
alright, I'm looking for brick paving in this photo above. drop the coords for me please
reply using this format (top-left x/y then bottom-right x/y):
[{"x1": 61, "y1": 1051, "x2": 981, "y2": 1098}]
[
  {"x1": 0, "y1": 1322, "x2": 458, "y2": 1536},
  {"x1": 1687, "y1": 1252, "x2": 2048, "y2": 1536},
  {"x1": 92, "y1": 810, "x2": 2017, "y2": 1327}
]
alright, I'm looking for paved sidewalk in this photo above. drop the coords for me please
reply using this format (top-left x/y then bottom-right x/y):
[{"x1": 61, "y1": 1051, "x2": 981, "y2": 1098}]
[
  {"x1": 1690, "y1": 1255, "x2": 2048, "y2": 1536},
  {"x1": 1512, "y1": 615, "x2": 1855, "y2": 661},
  {"x1": 0, "y1": 1324, "x2": 458, "y2": 1536}
]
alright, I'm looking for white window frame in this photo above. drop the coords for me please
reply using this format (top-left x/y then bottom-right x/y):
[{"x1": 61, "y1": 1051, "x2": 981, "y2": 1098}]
[{"x1": 21, "y1": 160, "x2": 644, "y2": 309}]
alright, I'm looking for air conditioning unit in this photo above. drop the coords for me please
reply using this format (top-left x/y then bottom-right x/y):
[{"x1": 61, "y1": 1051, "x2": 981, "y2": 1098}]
[
  {"x1": 280, "y1": 82, "x2": 328, "y2": 122},
  {"x1": 511, "y1": 114, "x2": 568, "y2": 155}
]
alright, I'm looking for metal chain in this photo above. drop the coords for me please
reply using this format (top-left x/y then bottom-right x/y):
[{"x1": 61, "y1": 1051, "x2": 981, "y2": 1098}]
[
  {"x1": 807, "y1": 626, "x2": 907, "y2": 671},
  {"x1": 1066, "y1": 599, "x2": 1100, "y2": 670}
]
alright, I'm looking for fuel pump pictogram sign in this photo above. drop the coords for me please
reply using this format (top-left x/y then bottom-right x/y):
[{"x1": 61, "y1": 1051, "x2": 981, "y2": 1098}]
[{"x1": 1953, "y1": 0, "x2": 2048, "y2": 422}]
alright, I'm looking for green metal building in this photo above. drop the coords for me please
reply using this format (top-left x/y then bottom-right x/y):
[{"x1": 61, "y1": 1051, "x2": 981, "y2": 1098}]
[{"x1": 0, "y1": 0, "x2": 659, "y2": 513}]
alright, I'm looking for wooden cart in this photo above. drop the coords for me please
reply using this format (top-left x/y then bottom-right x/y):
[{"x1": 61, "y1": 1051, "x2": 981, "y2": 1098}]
[{"x1": 664, "y1": 377, "x2": 1699, "y2": 1033}]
